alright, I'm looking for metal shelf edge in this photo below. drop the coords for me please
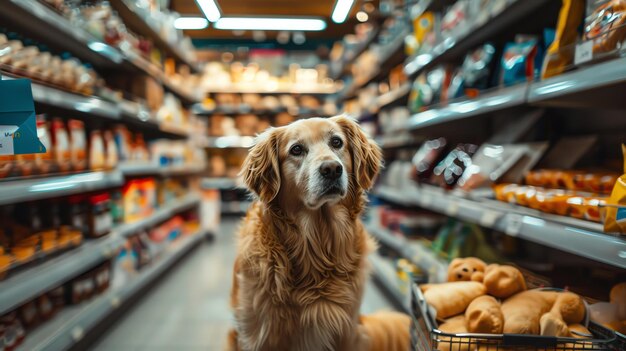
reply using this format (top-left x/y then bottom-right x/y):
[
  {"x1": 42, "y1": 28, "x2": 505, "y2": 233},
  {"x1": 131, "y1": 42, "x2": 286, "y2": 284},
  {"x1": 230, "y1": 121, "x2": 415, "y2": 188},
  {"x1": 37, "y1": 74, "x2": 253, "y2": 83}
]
[
  {"x1": 405, "y1": 83, "x2": 528, "y2": 130},
  {"x1": 16, "y1": 231, "x2": 204, "y2": 351},
  {"x1": 528, "y1": 56, "x2": 626, "y2": 103},
  {"x1": 374, "y1": 185, "x2": 626, "y2": 269},
  {"x1": 0, "y1": 171, "x2": 124, "y2": 206}
]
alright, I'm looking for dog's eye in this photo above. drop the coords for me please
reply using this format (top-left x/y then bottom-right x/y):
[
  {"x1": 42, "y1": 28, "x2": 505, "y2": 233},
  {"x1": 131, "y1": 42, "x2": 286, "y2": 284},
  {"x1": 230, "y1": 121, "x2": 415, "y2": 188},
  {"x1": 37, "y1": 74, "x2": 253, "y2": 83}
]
[
  {"x1": 289, "y1": 144, "x2": 304, "y2": 156},
  {"x1": 330, "y1": 137, "x2": 343, "y2": 149}
]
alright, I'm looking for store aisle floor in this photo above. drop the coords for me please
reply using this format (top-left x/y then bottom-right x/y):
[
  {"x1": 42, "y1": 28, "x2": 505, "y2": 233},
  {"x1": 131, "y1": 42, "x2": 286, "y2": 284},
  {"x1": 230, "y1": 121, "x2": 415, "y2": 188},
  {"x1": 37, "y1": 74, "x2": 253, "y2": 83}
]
[{"x1": 92, "y1": 218, "x2": 396, "y2": 351}]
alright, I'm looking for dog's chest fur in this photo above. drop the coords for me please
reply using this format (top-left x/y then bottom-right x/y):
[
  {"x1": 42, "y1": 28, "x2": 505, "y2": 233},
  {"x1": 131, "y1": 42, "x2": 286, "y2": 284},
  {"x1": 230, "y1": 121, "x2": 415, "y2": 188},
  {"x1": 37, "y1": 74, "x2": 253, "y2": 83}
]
[{"x1": 235, "y1": 205, "x2": 371, "y2": 351}]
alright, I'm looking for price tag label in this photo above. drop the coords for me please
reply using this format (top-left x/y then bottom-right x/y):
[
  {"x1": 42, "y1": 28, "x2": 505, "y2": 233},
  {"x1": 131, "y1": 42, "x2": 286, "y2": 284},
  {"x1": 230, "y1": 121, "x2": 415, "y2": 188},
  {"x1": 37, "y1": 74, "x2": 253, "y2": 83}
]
[
  {"x1": 0, "y1": 125, "x2": 18, "y2": 155},
  {"x1": 574, "y1": 41, "x2": 593, "y2": 65},
  {"x1": 447, "y1": 202, "x2": 459, "y2": 216},
  {"x1": 480, "y1": 210, "x2": 500, "y2": 227},
  {"x1": 506, "y1": 215, "x2": 523, "y2": 237},
  {"x1": 71, "y1": 326, "x2": 84, "y2": 341}
]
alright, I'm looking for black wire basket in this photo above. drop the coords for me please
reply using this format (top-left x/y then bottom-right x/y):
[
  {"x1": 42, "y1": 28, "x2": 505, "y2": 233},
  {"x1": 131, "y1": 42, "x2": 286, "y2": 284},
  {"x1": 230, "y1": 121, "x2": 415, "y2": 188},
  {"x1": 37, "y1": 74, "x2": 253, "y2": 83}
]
[{"x1": 410, "y1": 282, "x2": 618, "y2": 351}]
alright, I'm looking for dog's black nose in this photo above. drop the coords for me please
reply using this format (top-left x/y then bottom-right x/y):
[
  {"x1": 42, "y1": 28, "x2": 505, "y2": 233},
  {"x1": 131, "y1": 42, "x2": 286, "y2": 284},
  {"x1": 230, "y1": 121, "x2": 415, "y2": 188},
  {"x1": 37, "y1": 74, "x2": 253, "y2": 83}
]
[{"x1": 319, "y1": 161, "x2": 343, "y2": 180}]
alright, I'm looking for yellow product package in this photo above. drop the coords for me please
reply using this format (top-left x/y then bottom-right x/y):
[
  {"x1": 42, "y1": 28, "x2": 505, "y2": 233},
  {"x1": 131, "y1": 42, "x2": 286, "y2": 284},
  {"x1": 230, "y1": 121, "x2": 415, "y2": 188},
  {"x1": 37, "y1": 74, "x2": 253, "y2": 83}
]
[
  {"x1": 541, "y1": 0, "x2": 585, "y2": 79},
  {"x1": 604, "y1": 144, "x2": 626, "y2": 233}
]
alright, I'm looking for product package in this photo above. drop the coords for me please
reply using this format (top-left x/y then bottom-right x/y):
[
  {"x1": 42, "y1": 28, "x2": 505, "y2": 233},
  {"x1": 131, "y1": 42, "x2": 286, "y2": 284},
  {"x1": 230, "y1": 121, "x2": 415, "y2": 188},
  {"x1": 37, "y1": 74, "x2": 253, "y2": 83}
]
[
  {"x1": 411, "y1": 138, "x2": 448, "y2": 183},
  {"x1": 431, "y1": 144, "x2": 478, "y2": 189},
  {"x1": 501, "y1": 36, "x2": 539, "y2": 86},
  {"x1": 462, "y1": 43, "x2": 496, "y2": 96},
  {"x1": 408, "y1": 73, "x2": 433, "y2": 113},
  {"x1": 584, "y1": 0, "x2": 626, "y2": 55},
  {"x1": 542, "y1": 0, "x2": 585, "y2": 78},
  {"x1": 441, "y1": 0, "x2": 471, "y2": 40},
  {"x1": 604, "y1": 144, "x2": 626, "y2": 234}
]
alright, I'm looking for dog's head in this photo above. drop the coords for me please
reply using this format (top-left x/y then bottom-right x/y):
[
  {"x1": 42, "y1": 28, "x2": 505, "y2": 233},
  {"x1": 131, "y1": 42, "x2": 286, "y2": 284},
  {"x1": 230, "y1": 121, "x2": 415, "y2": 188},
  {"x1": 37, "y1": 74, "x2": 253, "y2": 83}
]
[{"x1": 241, "y1": 116, "x2": 382, "y2": 210}]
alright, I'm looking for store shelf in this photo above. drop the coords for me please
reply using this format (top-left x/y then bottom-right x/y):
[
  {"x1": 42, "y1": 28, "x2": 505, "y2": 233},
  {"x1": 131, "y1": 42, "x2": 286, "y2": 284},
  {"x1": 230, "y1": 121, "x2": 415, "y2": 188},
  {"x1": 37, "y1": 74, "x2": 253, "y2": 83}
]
[
  {"x1": 404, "y1": 0, "x2": 549, "y2": 77},
  {"x1": 402, "y1": 83, "x2": 528, "y2": 131},
  {"x1": 202, "y1": 177, "x2": 242, "y2": 190},
  {"x1": 374, "y1": 184, "x2": 626, "y2": 269},
  {"x1": 203, "y1": 136, "x2": 255, "y2": 149},
  {"x1": 118, "y1": 45, "x2": 201, "y2": 105},
  {"x1": 16, "y1": 231, "x2": 205, "y2": 351},
  {"x1": 367, "y1": 223, "x2": 449, "y2": 282},
  {"x1": 330, "y1": 27, "x2": 381, "y2": 80},
  {"x1": 368, "y1": 252, "x2": 410, "y2": 313},
  {"x1": 117, "y1": 194, "x2": 201, "y2": 238},
  {"x1": 528, "y1": 56, "x2": 626, "y2": 108},
  {"x1": 110, "y1": 0, "x2": 201, "y2": 73},
  {"x1": 341, "y1": 29, "x2": 409, "y2": 101},
  {"x1": 119, "y1": 163, "x2": 205, "y2": 177},
  {"x1": 220, "y1": 200, "x2": 253, "y2": 215},
  {"x1": 0, "y1": 171, "x2": 124, "y2": 206},
  {"x1": 203, "y1": 83, "x2": 337, "y2": 95},
  {"x1": 0, "y1": 195, "x2": 201, "y2": 316},
  {"x1": 376, "y1": 82, "x2": 412, "y2": 110},
  {"x1": 0, "y1": 0, "x2": 124, "y2": 69},
  {"x1": 30, "y1": 82, "x2": 121, "y2": 120},
  {"x1": 0, "y1": 236, "x2": 123, "y2": 316}
]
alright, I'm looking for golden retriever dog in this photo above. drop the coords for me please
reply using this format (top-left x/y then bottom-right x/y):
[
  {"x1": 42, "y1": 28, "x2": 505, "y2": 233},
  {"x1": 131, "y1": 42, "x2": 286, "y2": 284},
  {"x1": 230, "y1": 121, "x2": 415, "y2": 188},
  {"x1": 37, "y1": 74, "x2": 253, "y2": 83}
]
[{"x1": 228, "y1": 116, "x2": 410, "y2": 351}]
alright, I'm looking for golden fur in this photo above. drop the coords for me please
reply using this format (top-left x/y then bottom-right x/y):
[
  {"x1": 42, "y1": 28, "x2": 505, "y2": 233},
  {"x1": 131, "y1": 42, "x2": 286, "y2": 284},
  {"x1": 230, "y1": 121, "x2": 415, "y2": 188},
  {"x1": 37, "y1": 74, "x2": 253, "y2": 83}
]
[{"x1": 228, "y1": 116, "x2": 410, "y2": 351}]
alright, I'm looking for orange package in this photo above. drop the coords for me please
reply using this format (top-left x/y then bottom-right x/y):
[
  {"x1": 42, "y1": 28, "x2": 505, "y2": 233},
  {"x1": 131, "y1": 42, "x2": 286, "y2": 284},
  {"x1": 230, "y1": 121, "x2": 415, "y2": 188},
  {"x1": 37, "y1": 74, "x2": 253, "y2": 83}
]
[{"x1": 604, "y1": 144, "x2": 626, "y2": 233}]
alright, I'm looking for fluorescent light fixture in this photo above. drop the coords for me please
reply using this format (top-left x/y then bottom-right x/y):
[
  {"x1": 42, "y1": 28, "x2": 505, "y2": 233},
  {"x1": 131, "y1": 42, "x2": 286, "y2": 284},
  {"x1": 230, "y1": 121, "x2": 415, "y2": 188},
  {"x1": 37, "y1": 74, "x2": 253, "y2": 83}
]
[
  {"x1": 331, "y1": 0, "x2": 355, "y2": 23},
  {"x1": 195, "y1": 0, "x2": 221, "y2": 22},
  {"x1": 214, "y1": 17, "x2": 327, "y2": 31},
  {"x1": 174, "y1": 17, "x2": 209, "y2": 30}
]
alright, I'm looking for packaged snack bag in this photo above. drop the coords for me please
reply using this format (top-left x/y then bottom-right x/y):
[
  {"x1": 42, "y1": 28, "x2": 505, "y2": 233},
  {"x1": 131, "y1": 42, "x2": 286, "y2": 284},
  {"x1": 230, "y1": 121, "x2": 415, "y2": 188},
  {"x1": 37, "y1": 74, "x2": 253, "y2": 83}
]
[{"x1": 604, "y1": 144, "x2": 626, "y2": 233}]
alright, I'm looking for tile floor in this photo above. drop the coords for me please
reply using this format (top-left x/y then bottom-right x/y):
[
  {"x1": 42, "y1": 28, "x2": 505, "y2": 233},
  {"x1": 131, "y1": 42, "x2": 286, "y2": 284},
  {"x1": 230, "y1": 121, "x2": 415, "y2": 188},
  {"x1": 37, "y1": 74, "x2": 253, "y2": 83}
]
[{"x1": 91, "y1": 218, "x2": 395, "y2": 350}]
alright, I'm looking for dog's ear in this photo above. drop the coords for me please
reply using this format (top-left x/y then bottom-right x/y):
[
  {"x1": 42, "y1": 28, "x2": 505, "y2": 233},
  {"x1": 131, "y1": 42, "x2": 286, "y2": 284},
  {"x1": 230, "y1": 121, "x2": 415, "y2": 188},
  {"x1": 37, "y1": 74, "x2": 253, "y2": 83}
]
[
  {"x1": 332, "y1": 116, "x2": 382, "y2": 190},
  {"x1": 240, "y1": 128, "x2": 282, "y2": 202}
]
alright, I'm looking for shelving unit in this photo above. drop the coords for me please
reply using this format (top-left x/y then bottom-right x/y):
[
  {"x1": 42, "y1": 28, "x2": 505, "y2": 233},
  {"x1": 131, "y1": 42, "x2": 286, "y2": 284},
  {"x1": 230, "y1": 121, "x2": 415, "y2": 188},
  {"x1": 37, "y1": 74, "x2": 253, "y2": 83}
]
[
  {"x1": 403, "y1": 0, "x2": 550, "y2": 78},
  {"x1": 0, "y1": 0, "x2": 124, "y2": 69},
  {"x1": 110, "y1": 0, "x2": 201, "y2": 73},
  {"x1": 0, "y1": 171, "x2": 124, "y2": 206},
  {"x1": 0, "y1": 1, "x2": 210, "y2": 350},
  {"x1": 203, "y1": 84, "x2": 337, "y2": 95},
  {"x1": 330, "y1": 27, "x2": 381, "y2": 80},
  {"x1": 402, "y1": 83, "x2": 528, "y2": 131},
  {"x1": 368, "y1": 252, "x2": 410, "y2": 313},
  {"x1": 15, "y1": 231, "x2": 205, "y2": 351},
  {"x1": 341, "y1": 28, "x2": 409, "y2": 101},
  {"x1": 0, "y1": 194, "x2": 200, "y2": 316},
  {"x1": 203, "y1": 136, "x2": 255, "y2": 149},
  {"x1": 374, "y1": 184, "x2": 626, "y2": 269},
  {"x1": 202, "y1": 177, "x2": 242, "y2": 190},
  {"x1": 366, "y1": 223, "x2": 448, "y2": 282},
  {"x1": 528, "y1": 56, "x2": 626, "y2": 108}
]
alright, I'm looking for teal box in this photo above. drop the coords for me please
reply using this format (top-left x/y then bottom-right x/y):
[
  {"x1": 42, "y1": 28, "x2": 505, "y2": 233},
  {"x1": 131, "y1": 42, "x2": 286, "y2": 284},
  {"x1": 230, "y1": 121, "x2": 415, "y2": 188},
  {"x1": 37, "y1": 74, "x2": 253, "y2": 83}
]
[{"x1": 0, "y1": 78, "x2": 46, "y2": 155}]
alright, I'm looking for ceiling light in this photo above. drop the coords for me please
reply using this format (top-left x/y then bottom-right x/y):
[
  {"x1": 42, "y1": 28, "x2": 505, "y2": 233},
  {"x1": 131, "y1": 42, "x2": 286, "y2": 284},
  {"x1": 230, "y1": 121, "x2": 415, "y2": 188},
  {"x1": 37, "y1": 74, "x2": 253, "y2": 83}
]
[
  {"x1": 331, "y1": 0, "x2": 355, "y2": 23},
  {"x1": 214, "y1": 17, "x2": 327, "y2": 31},
  {"x1": 356, "y1": 11, "x2": 368, "y2": 22},
  {"x1": 174, "y1": 17, "x2": 209, "y2": 30},
  {"x1": 195, "y1": 0, "x2": 221, "y2": 22}
]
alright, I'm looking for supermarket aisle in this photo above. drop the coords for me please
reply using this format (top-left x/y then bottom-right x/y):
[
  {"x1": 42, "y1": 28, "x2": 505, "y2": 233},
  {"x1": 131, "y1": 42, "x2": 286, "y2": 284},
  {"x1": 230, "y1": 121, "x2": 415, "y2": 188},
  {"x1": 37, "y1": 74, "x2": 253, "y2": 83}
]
[{"x1": 92, "y1": 218, "x2": 395, "y2": 350}]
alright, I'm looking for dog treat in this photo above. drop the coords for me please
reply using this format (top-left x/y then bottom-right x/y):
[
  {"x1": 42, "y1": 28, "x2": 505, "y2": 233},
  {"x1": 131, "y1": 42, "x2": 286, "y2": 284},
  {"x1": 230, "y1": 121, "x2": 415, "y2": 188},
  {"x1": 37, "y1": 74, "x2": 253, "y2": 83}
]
[
  {"x1": 483, "y1": 264, "x2": 527, "y2": 299},
  {"x1": 424, "y1": 281, "x2": 486, "y2": 319},
  {"x1": 447, "y1": 257, "x2": 487, "y2": 282},
  {"x1": 501, "y1": 290, "x2": 585, "y2": 335},
  {"x1": 465, "y1": 295, "x2": 504, "y2": 334}
]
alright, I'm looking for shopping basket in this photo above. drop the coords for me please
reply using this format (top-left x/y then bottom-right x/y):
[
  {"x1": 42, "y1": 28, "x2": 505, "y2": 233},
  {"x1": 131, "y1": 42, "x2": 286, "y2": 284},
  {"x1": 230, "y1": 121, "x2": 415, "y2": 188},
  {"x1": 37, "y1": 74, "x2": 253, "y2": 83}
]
[{"x1": 410, "y1": 282, "x2": 618, "y2": 351}]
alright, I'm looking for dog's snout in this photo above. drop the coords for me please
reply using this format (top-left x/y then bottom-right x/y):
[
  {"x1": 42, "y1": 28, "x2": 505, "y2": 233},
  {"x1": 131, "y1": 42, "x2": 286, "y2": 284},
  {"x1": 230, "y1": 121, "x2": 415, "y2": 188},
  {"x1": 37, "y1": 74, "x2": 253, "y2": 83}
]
[{"x1": 319, "y1": 161, "x2": 343, "y2": 180}]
